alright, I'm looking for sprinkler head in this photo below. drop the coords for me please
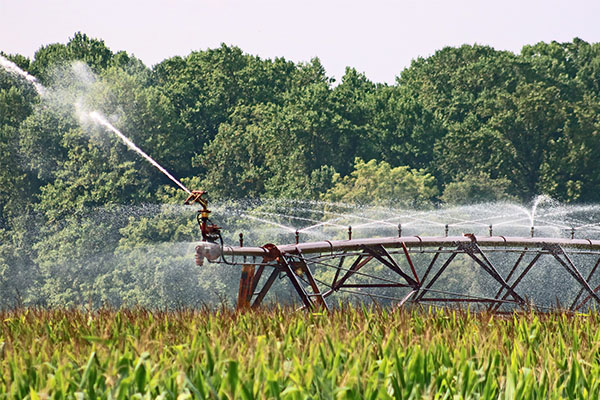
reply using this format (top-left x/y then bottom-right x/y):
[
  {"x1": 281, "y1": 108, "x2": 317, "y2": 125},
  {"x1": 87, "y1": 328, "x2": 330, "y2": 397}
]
[
  {"x1": 186, "y1": 189, "x2": 221, "y2": 242},
  {"x1": 184, "y1": 190, "x2": 208, "y2": 207}
]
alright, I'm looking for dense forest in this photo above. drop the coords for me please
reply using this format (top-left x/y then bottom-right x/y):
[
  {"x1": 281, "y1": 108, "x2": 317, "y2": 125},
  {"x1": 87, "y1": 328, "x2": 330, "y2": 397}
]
[{"x1": 1, "y1": 33, "x2": 600, "y2": 308}]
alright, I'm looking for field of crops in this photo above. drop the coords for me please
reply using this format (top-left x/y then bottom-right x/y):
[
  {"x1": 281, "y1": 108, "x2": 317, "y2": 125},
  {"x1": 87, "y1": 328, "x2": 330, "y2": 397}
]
[{"x1": 1, "y1": 307, "x2": 600, "y2": 399}]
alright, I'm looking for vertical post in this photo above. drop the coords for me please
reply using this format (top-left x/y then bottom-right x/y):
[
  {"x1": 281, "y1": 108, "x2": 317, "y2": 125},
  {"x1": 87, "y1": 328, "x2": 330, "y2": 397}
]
[
  {"x1": 398, "y1": 224, "x2": 402, "y2": 237},
  {"x1": 237, "y1": 265, "x2": 256, "y2": 310},
  {"x1": 571, "y1": 228, "x2": 575, "y2": 239},
  {"x1": 348, "y1": 226, "x2": 352, "y2": 240},
  {"x1": 295, "y1": 230, "x2": 300, "y2": 244},
  {"x1": 444, "y1": 224, "x2": 449, "y2": 237},
  {"x1": 489, "y1": 225, "x2": 493, "y2": 237},
  {"x1": 236, "y1": 232, "x2": 255, "y2": 310}
]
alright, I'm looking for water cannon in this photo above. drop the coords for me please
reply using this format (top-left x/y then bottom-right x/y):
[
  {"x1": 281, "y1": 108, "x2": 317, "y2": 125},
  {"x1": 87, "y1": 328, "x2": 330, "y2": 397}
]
[{"x1": 184, "y1": 189, "x2": 222, "y2": 244}]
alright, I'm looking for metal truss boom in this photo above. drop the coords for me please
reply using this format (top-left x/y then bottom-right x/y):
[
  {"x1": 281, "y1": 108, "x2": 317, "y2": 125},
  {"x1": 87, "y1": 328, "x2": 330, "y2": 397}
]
[{"x1": 200, "y1": 235, "x2": 600, "y2": 312}]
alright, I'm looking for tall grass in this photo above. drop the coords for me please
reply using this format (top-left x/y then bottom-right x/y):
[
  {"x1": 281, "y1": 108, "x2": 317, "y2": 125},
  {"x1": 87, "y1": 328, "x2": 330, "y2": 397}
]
[{"x1": 1, "y1": 306, "x2": 599, "y2": 398}]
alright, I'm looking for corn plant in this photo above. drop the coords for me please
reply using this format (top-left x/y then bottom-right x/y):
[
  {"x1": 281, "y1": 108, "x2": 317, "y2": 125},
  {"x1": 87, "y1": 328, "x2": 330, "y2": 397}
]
[{"x1": 1, "y1": 306, "x2": 600, "y2": 398}]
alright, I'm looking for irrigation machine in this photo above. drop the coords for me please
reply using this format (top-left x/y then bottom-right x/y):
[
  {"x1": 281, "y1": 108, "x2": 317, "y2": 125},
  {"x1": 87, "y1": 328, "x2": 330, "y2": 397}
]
[{"x1": 185, "y1": 191, "x2": 600, "y2": 313}]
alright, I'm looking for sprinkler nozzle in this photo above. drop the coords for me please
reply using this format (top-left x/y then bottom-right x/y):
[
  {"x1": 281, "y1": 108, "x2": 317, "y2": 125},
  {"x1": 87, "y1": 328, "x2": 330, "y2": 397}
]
[{"x1": 186, "y1": 190, "x2": 221, "y2": 243}]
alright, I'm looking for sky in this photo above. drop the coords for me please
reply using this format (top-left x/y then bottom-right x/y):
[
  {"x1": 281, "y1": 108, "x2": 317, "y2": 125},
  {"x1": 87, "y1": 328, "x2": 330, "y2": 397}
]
[{"x1": 1, "y1": 0, "x2": 600, "y2": 84}]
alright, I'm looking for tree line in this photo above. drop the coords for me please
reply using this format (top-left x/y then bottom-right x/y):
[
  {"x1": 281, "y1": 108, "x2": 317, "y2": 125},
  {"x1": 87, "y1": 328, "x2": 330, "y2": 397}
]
[{"x1": 1, "y1": 33, "x2": 599, "y2": 308}]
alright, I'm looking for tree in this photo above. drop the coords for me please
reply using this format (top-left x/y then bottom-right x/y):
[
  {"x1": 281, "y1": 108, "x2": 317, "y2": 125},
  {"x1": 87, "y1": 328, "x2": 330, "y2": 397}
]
[
  {"x1": 30, "y1": 32, "x2": 117, "y2": 81},
  {"x1": 199, "y1": 71, "x2": 350, "y2": 200},
  {"x1": 152, "y1": 45, "x2": 301, "y2": 178},
  {"x1": 330, "y1": 68, "x2": 378, "y2": 164},
  {"x1": 322, "y1": 158, "x2": 437, "y2": 207},
  {"x1": 200, "y1": 104, "x2": 275, "y2": 198},
  {"x1": 441, "y1": 172, "x2": 515, "y2": 205},
  {"x1": 398, "y1": 44, "x2": 529, "y2": 126},
  {"x1": 370, "y1": 84, "x2": 445, "y2": 170},
  {"x1": 435, "y1": 82, "x2": 568, "y2": 199},
  {"x1": 538, "y1": 95, "x2": 600, "y2": 202}
]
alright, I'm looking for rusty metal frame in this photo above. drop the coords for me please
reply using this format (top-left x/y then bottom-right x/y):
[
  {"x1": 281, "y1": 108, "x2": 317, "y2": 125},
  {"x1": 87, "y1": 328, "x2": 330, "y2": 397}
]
[{"x1": 209, "y1": 235, "x2": 600, "y2": 312}]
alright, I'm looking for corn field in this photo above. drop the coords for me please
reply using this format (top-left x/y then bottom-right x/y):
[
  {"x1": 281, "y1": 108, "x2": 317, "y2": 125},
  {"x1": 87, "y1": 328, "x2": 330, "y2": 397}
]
[{"x1": 1, "y1": 306, "x2": 600, "y2": 399}]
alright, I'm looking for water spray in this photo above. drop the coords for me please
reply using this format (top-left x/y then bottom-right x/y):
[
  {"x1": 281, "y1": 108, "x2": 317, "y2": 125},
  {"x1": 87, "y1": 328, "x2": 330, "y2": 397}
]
[
  {"x1": 7, "y1": 56, "x2": 600, "y2": 312},
  {"x1": 0, "y1": 54, "x2": 46, "y2": 96},
  {"x1": 0, "y1": 58, "x2": 193, "y2": 198},
  {"x1": 89, "y1": 112, "x2": 191, "y2": 194}
]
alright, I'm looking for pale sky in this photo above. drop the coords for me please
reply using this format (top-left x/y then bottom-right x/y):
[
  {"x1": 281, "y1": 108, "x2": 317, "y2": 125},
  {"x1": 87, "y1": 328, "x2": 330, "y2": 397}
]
[{"x1": 1, "y1": 0, "x2": 599, "y2": 84}]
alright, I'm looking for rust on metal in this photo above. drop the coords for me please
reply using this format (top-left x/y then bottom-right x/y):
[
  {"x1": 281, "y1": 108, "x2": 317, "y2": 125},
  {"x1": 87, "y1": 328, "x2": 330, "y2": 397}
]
[
  {"x1": 213, "y1": 236, "x2": 600, "y2": 311},
  {"x1": 236, "y1": 264, "x2": 256, "y2": 310},
  {"x1": 261, "y1": 243, "x2": 282, "y2": 262},
  {"x1": 185, "y1": 190, "x2": 221, "y2": 243},
  {"x1": 186, "y1": 195, "x2": 600, "y2": 312}
]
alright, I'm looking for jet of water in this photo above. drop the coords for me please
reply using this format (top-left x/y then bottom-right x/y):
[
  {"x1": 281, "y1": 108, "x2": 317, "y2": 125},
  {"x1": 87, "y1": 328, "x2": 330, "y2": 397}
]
[
  {"x1": 0, "y1": 54, "x2": 46, "y2": 96},
  {"x1": 530, "y1": 194, "x2": 553, "y2": 227},
  {"x1": 0, "y1": 57, "x2": 191, "y2": 195},
  {"x1": 242, "y1": 214, "x2": 298, "y2": 233},
  {"x1": 89, "y1": 111, "x2": 191, "y2": 194}
]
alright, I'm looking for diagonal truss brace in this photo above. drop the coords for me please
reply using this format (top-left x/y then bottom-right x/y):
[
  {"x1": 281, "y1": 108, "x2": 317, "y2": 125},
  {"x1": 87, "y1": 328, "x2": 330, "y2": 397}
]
[
  {"x1": 545, "y1": 245, "x2": 600, "y2": 309},
  {"x1": 460, "y1": 243, "x2": 526, "y2": 305},
  {"x1": 233, "y1": 239, "x2": 600, "y2": 312}
]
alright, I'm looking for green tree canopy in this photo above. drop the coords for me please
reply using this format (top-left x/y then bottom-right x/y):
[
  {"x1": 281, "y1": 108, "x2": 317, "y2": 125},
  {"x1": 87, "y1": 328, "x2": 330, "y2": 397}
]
[{"x1": 323, "y1": 158, "x2": 437, "y2": 207}]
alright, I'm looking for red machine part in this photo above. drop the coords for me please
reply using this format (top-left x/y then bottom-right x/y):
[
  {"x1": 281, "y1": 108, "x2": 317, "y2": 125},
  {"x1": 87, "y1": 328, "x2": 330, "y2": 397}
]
[{"x1": 185, "y1": 190, "x2": 221, "y2": 243}]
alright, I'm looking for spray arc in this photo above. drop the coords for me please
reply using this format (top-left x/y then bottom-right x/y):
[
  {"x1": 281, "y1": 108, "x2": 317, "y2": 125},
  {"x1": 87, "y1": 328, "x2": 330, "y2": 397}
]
[{"x1": 5, "y1": 58, "x2": 600, "y2": 313}]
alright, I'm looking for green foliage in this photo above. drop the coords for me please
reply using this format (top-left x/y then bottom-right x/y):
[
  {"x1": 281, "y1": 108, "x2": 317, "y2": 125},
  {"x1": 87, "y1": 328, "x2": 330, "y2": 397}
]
[
  {"x1": 30, "y1": 32, "x2": 129, "y2": 81},
  {"x1": 441, "y1": 172, "x2": 515, "y2": 205},
  {"x1": 370, "y1": 85, "x2": 445, "y2": 170},
  {"x1": 200, "y1": 104, "x2": 275, "y2": 198},
  {"x1": 2, "y1": 34, "x2": 600, "y2": 308},
  {"x1": 33, "y1": 216, "x2": 122, "y2": 306},
  {"x1": 323, "y1": 158, "x2": 437, "y2": 207},
  {"x1": 2, "y1": 307, "x2": 600, "y2": 397},
  {"x1": 152, "y1": 45, "x2": 302, "y2": 178}
]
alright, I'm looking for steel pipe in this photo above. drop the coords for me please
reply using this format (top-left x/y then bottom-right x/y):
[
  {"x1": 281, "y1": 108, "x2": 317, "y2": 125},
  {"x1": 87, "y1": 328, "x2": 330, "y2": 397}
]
[{"x1": 216, "y1": 235, "x2": 600, "y2": 259}]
